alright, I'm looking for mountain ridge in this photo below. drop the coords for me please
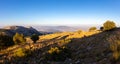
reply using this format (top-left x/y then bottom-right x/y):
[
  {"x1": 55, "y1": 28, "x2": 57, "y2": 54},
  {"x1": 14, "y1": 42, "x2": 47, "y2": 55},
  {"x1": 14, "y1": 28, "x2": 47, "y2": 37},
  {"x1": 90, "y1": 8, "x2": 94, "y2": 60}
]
[{"x1": 0, "y1": 26, "x2": 42, "y2": 36}]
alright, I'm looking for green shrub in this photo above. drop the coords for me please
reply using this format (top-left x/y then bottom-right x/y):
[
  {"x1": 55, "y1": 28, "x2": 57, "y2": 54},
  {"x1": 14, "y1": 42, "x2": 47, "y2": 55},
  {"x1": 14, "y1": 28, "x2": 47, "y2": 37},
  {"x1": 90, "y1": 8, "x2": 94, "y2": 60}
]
[
  {"x1": 13, "y1": 33, "x2": 26, "y2": 44},
  {"x1": 89, "y1": 27, "x2": 97, "y2": 31},
  {"x1": 14, "y1": 48, "x2": 26, "y2": 57},
  {"x1": 45, "y1": 46, "x2": 71, "y2": 61},
  {"x1": 13, "y1": 48, "x2": 32, "y2": 57},
  {"x1": 77, "y1": 30, "x2": 82, "y2": 34},
  {"x1": 0, "y1": 34, "x2": 14, "y2": 49},
  {"x1": 103, "y1": 20, "x2": 116, "y2": 31},
  {"x1": 31, "y1": 34, "x2": 39, "y2": 43}
]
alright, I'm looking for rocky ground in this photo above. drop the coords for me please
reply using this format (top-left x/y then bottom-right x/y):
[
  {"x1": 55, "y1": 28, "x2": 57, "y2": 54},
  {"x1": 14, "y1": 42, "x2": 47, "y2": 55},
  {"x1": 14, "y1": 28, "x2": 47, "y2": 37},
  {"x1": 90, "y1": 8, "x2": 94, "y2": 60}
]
[{"x1": 1, "y1": 28, "x2": 120, "y2": 64}]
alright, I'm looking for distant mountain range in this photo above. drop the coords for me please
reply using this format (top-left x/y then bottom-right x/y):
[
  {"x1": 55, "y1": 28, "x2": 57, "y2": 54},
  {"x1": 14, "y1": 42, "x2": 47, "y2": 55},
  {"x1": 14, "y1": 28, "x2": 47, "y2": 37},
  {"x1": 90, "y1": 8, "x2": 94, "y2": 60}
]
[
  {"x1": 33, "y1": 25, "x2": 98, "y2": 32},
  {"x1": 0, "y1": 25, "x2": 100, "y2": 36}
]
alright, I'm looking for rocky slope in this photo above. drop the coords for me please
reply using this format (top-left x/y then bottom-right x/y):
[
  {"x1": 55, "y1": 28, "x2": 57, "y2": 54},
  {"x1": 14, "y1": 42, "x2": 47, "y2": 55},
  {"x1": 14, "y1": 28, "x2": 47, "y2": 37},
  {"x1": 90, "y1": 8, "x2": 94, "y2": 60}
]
[{"x1": 1, "y1": 28, "x2": 120, "y2": 64}]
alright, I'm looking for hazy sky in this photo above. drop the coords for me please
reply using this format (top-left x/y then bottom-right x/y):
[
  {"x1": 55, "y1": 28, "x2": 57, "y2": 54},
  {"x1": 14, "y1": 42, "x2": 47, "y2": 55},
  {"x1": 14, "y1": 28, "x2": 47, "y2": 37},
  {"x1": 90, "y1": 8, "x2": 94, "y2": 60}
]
[{"x1": 0, "y1": 0, "x2": 120, "y2": 26}]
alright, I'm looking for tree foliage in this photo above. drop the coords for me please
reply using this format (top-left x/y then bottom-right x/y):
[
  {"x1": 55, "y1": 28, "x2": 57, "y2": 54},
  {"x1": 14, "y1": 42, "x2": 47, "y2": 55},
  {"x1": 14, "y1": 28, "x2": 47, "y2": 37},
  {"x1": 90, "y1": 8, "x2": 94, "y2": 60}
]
[
  {"x1": 103, "y1": 20, "x2": 116, "y2": 31},
  {"x1": 89, "y1": 27, "x2": 97, "y2": 31},
  {"x1": 100, "y1": 26, "x2": 104, "y2": 31},
  {"x1": 77, "y1": 30, "x2": 82, "y2": 34},
  {"x1": 31, "y1": 34, "x2": 39, "y2": 43},
  {"x1": 13, "y1": 33, "x2": 25, "y2": 44}
]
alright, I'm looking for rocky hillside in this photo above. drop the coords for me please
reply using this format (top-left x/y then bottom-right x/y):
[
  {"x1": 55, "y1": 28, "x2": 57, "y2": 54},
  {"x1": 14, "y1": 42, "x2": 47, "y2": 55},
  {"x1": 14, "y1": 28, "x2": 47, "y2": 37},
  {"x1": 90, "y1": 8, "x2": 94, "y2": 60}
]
[
  {"x1": 1, "y1": 28, "x2": 120, "y2": 64},
  {"x1": 0, "y1": 26, "x2": 42, "y2": 36}
]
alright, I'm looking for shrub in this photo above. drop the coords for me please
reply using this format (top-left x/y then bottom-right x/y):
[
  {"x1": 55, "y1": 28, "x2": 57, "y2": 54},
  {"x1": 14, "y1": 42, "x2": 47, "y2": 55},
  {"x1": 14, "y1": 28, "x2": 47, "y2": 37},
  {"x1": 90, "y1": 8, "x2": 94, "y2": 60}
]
[
  {"x1": 31, "y1": 34, "x2": 39, "y2": 43},
  {"x1": 13, "y1": 48, "x2": 32, "y2": 57},
  {"x1": 13, "y1": 33, "x2": 26, "y2": 44},
  {"x1": 14, "y1": 48, "x2": 26, "y2": 57},
  {"x1": 77, "y1": 30, "x2": 82, "y2": 34},
  {"x1": 89, "y1": 27, "x2": 97, "y2": 31},
  {"x1": 45, "y1": 46, "x2": 71, "y2": 61},
  {"x1": 103, "y1": 20, "x2": 116, "y2": 31},
  {"x1": 0, "y1": 34, "x2": 14, "y2": 49}
]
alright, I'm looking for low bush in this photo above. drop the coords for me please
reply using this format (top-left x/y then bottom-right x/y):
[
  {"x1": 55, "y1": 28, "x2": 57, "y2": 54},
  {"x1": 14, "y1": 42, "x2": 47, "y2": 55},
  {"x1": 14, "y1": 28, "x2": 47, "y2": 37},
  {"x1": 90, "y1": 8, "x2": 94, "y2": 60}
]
[
  {"x1": 13, "y1": 48, "x2": 32, "y2": 57},
  {"x1": 45, "y1": 46, "x2": 71, "y2": 61},
  {"x1": 13, "y1": 48, "x2": 26, "y2": 57},
  {"x1": 13, "y1": 33, "x2": 26, "y2": 44},
  {"x1": 89, "y1": 27, "x2": 97, "y2": 31},
  {"x1": 77, "y1": 30, "x2": 82, "y2": 34}
]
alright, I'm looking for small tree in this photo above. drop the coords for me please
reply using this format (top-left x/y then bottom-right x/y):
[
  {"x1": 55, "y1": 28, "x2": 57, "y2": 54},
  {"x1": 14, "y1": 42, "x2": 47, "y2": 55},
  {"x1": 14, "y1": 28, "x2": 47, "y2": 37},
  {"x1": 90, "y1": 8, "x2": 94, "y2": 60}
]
[
  {"x1": 13, "y1": 48, "x2": 32, "y2": 57},
  {"x1": 13, "y1": 33, "x2": 25, "y2": 44},
  {"x1": 89, "y1": 27, "x2": 97, "y2": 31},
  {"x1": 31, "y1": 34, "x2": 39, "y2": 43},
  {"x1": 13, "y1": 48, "x2": 26, "y2": 57},
  {"x1": 77, "y1": 30, "x2": 82, "y2": 34},
  {"x1": 103, "y1": 20, "x2": 116, "y2": 31},
  {"x1": 100, "y1": 26, "x2": 104, "y2": 31}
]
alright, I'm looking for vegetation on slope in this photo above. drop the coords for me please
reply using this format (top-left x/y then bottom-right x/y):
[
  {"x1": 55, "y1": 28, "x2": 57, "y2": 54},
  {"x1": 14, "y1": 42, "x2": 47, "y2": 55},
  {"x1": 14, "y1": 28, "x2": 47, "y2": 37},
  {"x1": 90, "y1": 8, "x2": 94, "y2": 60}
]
[
  {"x1": 1, "y1": 21, "x2": 120, "y2": 64},
  {"x1": 103, "y1": 20, "x2": 116, "y2": 31},
  {"x1": 0, "y1": 34, "x2": 14, "y2": 49},
  {"x1": 13, "y1": 33, "x2": 26, "y2": 44}
]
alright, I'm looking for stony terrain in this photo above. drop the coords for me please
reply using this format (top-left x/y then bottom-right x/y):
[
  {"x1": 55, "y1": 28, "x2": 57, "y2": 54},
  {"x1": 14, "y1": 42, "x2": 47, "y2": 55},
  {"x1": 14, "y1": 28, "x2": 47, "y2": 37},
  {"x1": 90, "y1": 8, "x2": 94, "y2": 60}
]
[{"x1": 0, "y1": 28, "x2": 120, "y2": 64}]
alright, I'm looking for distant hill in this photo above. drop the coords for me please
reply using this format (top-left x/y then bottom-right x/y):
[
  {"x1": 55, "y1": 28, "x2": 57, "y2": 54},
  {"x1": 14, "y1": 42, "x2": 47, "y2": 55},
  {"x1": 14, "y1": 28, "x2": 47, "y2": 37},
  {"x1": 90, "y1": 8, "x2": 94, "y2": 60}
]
[
  {"x1": 0, "y1": 26, "x2": 42, "y2": 36},
  {"x1": 33, "y1": 25, "x2": 96, "y2": 32}
]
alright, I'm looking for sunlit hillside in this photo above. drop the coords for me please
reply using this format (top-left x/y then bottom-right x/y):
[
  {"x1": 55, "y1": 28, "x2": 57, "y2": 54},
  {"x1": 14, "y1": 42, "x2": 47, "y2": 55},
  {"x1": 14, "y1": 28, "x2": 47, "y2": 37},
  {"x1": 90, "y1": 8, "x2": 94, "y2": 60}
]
[
  {"x1": 0, "y1": 29, "x2": 100, "y2": 63},
  {"x1": 0, "y1": 21, "x2": 120, "y2": 64},
  {"x1": 0, "y1": 27, "x2": 116, "y2": 63},
  {"x1": 0, "y1": 0, "x2": 120, "y2": 63},
  {"x1": 40, "y1": 30, "x2": 100, "y2": 40}
]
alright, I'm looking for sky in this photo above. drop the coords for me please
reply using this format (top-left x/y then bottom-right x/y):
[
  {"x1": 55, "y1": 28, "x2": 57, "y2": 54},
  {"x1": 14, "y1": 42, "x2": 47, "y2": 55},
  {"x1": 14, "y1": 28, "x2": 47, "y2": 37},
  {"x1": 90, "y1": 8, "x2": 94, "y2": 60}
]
[{"x1": 0, "y1": 0, "x2": 120, "y2": 26}]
